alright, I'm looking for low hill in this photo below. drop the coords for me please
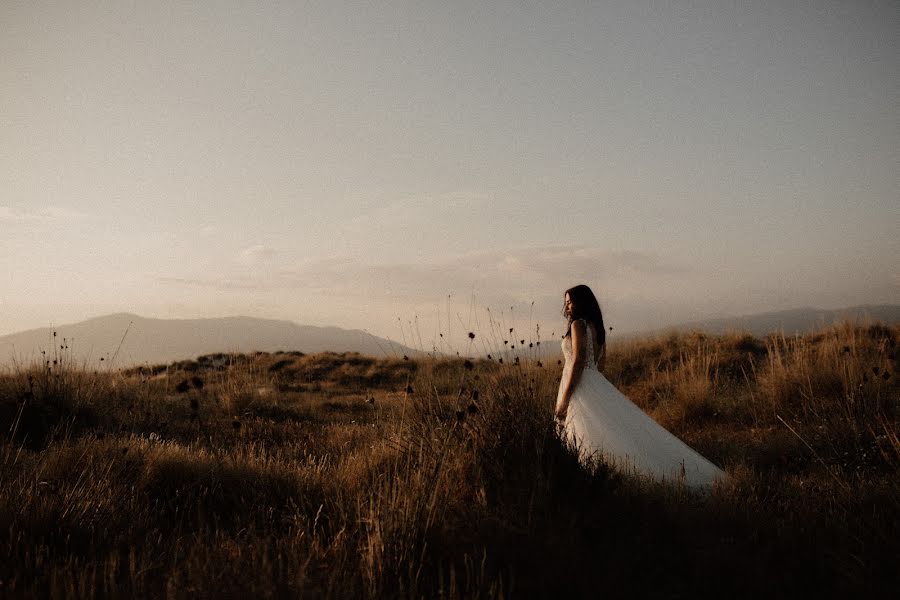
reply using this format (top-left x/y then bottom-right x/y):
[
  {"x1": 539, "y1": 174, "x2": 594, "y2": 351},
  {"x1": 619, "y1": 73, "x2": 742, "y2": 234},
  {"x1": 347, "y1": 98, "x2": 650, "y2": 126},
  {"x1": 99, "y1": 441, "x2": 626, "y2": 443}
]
[
  {"x1": 0, "y1": 322, "x2": 896, "y2": 596},
  {"x1": 0, "y1": 313, "x2": 416, "y2": 368}
]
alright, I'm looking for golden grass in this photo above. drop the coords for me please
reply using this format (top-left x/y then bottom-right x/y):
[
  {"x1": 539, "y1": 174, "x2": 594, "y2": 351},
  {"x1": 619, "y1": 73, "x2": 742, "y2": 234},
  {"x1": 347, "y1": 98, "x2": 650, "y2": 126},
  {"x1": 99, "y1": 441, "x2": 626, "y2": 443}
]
[{"x1": 0, "y1": 321, "x2": 897, "y2": 598}]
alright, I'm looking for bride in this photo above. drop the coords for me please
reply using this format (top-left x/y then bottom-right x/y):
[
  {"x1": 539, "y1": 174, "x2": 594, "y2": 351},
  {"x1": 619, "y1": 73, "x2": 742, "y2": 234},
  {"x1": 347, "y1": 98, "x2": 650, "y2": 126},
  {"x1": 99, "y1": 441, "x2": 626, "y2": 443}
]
[{"x1": 554, "y1": 285, "x2": 726, "y2": 490}]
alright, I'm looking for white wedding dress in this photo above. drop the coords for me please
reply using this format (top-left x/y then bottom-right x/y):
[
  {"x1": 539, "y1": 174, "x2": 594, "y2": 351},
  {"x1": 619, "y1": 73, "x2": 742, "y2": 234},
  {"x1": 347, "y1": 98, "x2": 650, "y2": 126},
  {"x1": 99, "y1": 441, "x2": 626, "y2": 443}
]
[{"x1": 558, "y1": 321, "x2": 726, "y2": 490}]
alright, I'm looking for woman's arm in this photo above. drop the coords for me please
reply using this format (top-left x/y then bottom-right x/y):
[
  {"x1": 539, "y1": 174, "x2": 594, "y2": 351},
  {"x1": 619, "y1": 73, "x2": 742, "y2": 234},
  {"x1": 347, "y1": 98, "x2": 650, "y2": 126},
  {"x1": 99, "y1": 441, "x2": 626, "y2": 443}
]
[{"x1": 555, "y1": 320, "x2": 587, "y2": 422}]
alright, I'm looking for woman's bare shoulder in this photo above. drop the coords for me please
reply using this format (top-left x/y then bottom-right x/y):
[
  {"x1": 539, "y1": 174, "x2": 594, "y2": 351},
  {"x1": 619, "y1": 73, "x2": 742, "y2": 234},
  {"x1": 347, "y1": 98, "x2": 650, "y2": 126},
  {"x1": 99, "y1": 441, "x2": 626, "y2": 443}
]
[{"x1": 570, "y1": 320, "x2": 589, "y2": 350}]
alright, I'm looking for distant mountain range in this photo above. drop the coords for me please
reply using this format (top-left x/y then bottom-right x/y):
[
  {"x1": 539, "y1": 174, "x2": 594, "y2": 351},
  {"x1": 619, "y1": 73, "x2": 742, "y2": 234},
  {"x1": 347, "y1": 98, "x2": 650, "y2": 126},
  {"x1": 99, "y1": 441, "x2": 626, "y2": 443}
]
[
  {"x1": 530, "y1": 304, "x2": 900, "y2": 359},
  {"x1": 647, "y1": 304, "x2": 900, "y2": 338},
  {"x1": 1, "y1": 305, "x2": 897, "y2": 368},
  {"x1": 0, "y1": 314, "x2": 418, "y2": 368}
]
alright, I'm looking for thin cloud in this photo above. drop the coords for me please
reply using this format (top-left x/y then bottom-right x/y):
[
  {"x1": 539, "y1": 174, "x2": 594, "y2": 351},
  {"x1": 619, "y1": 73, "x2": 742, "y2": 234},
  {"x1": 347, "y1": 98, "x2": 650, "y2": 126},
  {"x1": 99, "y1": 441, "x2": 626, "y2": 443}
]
[
  {"x1": 0, "y1": 205, "x2": 88, "y2": 223},
  {"x1": 237, "y1": 245, "x2": 277, "y2": 266},
  {"x1": 158, "y1": 245, "x2": 691, "y2": 311},
  {"x1": 344, "y1": 190, "x2": 493, "y2": 234},
  {"x1": 157, "y1": 276, "x2": 263, "y2": 291}
]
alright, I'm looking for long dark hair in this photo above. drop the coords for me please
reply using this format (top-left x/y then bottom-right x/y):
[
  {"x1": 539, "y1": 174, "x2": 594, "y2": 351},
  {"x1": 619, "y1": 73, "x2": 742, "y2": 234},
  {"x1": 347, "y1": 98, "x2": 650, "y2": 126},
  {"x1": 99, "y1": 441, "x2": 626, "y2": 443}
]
[{"x1": 563, "y1": 284, "x2": 606, "y2": 351}]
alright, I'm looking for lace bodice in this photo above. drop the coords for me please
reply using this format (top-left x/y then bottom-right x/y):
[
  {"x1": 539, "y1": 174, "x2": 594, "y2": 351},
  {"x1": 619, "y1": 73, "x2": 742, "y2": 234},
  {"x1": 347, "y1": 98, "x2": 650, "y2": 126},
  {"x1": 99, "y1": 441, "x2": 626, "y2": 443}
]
[{"x1": 561, "y1": 319, "x2": 600, "y2": 371}]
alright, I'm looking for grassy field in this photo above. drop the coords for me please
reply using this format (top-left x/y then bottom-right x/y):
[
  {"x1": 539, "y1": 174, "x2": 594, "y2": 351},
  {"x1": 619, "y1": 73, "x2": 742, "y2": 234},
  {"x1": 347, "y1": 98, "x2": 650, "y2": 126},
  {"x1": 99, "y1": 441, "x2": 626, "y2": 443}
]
[{"x1": 1, "y1": 321, "x2": 897, "y2": 598}]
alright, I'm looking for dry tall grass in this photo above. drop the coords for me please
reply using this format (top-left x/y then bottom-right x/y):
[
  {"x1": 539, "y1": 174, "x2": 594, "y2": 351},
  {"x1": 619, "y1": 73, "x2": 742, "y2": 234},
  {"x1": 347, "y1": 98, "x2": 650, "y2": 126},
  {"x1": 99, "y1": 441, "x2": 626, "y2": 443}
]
[{"x1": 0, "y1": 322, "x2": 897, "y2": 598}]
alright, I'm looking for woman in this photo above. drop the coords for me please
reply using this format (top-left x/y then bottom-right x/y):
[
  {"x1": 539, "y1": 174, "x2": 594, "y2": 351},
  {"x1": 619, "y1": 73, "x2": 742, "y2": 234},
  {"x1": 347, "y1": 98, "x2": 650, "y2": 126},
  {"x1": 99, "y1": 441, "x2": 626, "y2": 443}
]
[{"x1": 554, "y1": 285, "x2": 726, "y2": 490}]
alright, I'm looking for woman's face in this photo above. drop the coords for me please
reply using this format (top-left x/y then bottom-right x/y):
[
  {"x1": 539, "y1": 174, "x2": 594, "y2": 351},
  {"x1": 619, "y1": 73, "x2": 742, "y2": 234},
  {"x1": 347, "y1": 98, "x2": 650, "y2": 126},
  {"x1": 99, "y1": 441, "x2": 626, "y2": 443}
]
[{"x1": 564, "y1": 293, "x2": 574, "y2": 319}]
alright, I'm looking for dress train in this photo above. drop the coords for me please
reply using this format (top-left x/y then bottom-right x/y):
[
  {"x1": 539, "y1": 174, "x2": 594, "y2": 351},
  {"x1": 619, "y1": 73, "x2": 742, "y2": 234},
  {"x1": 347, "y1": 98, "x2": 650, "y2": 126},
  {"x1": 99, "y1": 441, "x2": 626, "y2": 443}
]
[{"x1": 558, "y1": 322, "x2": 726, "y2": 490}]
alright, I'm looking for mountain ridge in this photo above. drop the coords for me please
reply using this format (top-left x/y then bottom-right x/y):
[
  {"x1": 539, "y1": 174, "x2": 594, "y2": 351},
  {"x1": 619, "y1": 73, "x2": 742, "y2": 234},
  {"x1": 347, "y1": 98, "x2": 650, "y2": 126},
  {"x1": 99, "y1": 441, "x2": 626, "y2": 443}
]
[
  {"x1": 0, "y1": 314, "x2": 418, "y2": 368},
  {"x1": 525, "y1": 304, "x2": 900, "y2": 359},
  {"x1": 637, "y1": 304, "x2": 900, "y2": 337}
]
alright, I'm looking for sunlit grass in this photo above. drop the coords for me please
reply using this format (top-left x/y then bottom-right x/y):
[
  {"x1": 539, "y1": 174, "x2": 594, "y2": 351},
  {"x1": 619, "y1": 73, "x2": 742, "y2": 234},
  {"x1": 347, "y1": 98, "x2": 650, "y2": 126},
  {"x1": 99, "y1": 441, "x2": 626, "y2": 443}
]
[{"x1": 0, "y1": 321, "x2": 897, "y2": 597}]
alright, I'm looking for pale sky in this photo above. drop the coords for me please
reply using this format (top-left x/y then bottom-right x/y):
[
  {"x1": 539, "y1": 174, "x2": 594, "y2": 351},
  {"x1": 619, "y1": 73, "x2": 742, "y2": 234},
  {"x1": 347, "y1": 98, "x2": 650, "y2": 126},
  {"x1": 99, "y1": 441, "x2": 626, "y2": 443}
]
[{"x1": 1, "y1": 1, "x2": 898, "y2": 346}]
